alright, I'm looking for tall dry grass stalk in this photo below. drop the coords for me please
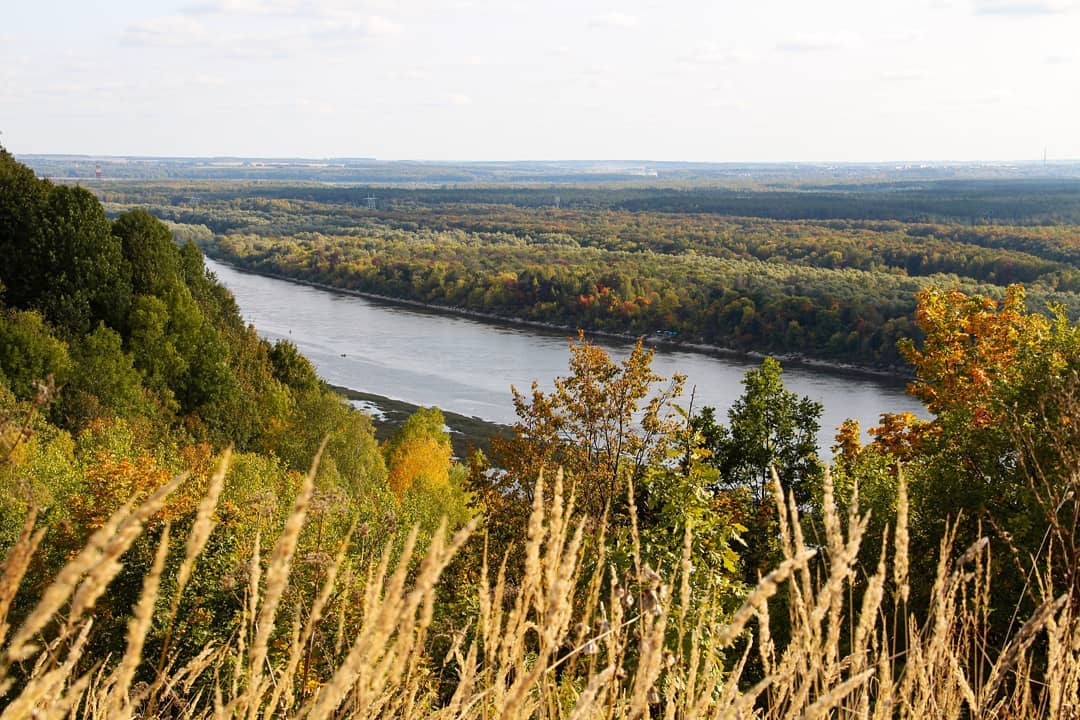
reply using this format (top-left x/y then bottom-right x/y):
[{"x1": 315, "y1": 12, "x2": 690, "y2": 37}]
[{"x1": 0, "y1": 453, "x2": 1076, "y2": 719}]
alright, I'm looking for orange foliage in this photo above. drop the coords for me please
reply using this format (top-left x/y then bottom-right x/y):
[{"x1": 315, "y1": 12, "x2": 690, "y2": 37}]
[
  {"x1": 72, "y1": 447, "x2": 209, "y2": 533},
  {"x1": 832, "y1": 418, "x2": 862, "y2": 466},
  {"x1": 868, "y1": 412, "x2": 935, "y2": 462},
  {"x1": 900, "y1": 285, "x2": 1048, "y2": 421}
]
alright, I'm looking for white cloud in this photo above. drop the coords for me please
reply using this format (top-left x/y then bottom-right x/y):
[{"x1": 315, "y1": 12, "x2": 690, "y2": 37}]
[
  {"x1": 976, "y1": 88, "x2": 1015, "y2": 103},
  {"x1": 704, "y1": 98, "x2": 747, "y2": 111},
  {"x1": 776, "y1": 32, "x2": 863, "y2": 53},
  {"x1": 122, "y1": 16, "x2": 210, "y2": 47},
  {"x1": 316, "y1": 14, "x2": 401, "y2": 39},
  {"x1": 588, "y1": 12, "x2": 640, "y2": 29},
  {"x1": 181, "y1": 0, "x2": 402, "y2": 38},
  {"x1": 386, "y1": 68, "x2": 431, "y2": 81},
  {"x1": 883, "y1": 29, "x2": 926, "y2": 44},
  {"x1": 191, "y1": 74, "x2": 227, "y2": 86},
  {"x1": 219, "y1": 44, "x2": 292, "y2": 60},
  {"x1": 973, "y1": 0, "x2": 1076, "y2": 14},
  {"x1": 183, "y1": 0, "x2": 316, "y2": 17},
  {"x1": 679, "y1": 43, "x2": 754, "y2": 69},
  {"x1": 366, "y1": 15, "x2": 400, "y2": 35},
  {"x1": 121, "y1": 8, "x2": 397, "y2": 60},
  {"x1": 421, "y1": 93, "x2": 473, "y2": 107},
  {"x1": 881, "y1": 69, "x2": 930, "y2": 81},
  {"x1": 296, "y1": 98, "x2": 336, "y2": 113}
]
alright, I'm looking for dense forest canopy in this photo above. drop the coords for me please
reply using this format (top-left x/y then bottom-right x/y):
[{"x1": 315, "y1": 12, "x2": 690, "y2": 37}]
[{"x1": 87, "y1": 177, "x2": 1080, "y2": 370}]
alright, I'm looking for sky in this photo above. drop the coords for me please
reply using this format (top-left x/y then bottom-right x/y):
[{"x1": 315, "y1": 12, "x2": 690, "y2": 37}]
[{"x1": 1, "y1": 0, "x2": 1078, "y2": 162}]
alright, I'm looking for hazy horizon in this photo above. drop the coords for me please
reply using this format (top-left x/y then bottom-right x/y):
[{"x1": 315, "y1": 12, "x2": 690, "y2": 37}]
[{"x1": 15, "y1": 153, "x2": 1080, "y2": 165}]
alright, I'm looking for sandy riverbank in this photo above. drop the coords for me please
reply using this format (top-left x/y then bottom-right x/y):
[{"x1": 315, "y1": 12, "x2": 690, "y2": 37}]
[{"x1": 330, "y1": 385, "x2": 510, "y2": 460}]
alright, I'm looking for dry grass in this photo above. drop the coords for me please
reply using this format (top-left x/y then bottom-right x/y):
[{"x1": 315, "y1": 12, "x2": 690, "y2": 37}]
[{"x1": 0, "y1": 458, "x2": 1077, "y2": 719}]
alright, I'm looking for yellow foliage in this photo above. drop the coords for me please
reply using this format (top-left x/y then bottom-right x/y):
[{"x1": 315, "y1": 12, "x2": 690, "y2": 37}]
[{"x1": 386, "y1": 435, "x2": 451, "y2": 497}]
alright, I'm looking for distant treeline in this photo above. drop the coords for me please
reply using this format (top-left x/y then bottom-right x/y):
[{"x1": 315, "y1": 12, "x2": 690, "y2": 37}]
[{"x1": 90, "y1": 178, "x2": 1080, "y2": 225}]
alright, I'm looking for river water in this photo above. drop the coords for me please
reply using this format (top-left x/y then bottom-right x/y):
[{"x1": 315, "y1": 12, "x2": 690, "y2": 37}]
[{"x1": 206, "y1": 259, "x2": 929, "y2": 452}]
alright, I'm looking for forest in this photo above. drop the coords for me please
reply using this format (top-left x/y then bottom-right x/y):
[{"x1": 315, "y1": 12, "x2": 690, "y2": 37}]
[
  {"x1": 3, "y1": 147, "x2": 1080, "y2": 717},
  {"x1": 88, "y1": 178, "x2": 1080, "y2": 370}
]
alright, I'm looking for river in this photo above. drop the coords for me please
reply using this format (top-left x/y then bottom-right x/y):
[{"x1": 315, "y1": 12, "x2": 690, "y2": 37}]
[{"x1": 205, "y1": 259, "x2": 929, "y2": 453}]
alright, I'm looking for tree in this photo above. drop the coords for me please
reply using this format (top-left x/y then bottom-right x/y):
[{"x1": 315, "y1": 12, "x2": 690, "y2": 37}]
[
  {"x1": 36, "y1": 185, "x2": 132, "y2": 335},
  {"x1": 703, "y1": 357, "x2": 824, "y2": 506},
  {"x1": 0, "y1": 148, "x2": 50, "y2": 313},
  {"x1": 887, "y1": 284, "x2": 1080, "y2": 625},
  {"x1": 266, "y1": 388, "x2": 387, "y2": 498},
  {"x1": 269, "y1": 340, "x2": 321, "y2": 395},
  {"x1": 383, "y1": 407, "x2": 453, "y2": 497},
  {"x1": 899, "y1": 284, "x2": 1048, "y2": 424},
  {"x1": 59, "y1": 322, "x2": 147, "y2": 426},
  {"x1": 692, "y1": 357, "x2": 824, "y2": 580},
  {"x1": 0, "y1": 309, "x2": 72, "y2": 401},
  {"x1": 113, "y1": 209, "x2": 183, "y2": 299},
  {"x1": 127, "y1": 295, "x2": 186, "y2": 407},
  {"x1": 388, "y1": 408, "x2": 473, "y2": 548},
  {"x1": 471, "y1": 334, "x2": 685, "y2": 551}
]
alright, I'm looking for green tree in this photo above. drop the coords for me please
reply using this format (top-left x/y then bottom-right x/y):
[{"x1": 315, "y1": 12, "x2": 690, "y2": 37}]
[
  {"x1": 0, "y1": 309, "x2": 72, "y2": 400},
  {"x1": 269, "y1": 340, "x2": 321, "y2": 395},
  {"x1": 36, "y1": 185, "x2": 132, "y2": 335},
  {"x1": 59, "y1": 322, "x2": 147, "y2": 426},
  {"x1": 113, "y1": 209, "x2": 183, "y2": 299},
  {"x1": 0, "y1": 148, "x2": 51, "y2": 313},
  {"x1": 268, "y1": 389, "x2": 387, "y2": 498},
  {"x1": 706, "y1": 357, "x2": 824, "y2": 505},
  {"x1": 127, "y1": 295, "x2": 186, "y2": 407},
  {"x1": 693, "y1": 357, "x2": 824, "y2": 580}
]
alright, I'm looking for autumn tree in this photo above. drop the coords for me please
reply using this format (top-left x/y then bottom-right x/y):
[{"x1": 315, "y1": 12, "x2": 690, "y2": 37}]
[
  {"x1": 893, "y1": 286, "x2": 1051, "y2": 545},
  {"x1": 471, "y1": 333, "x2": 685, "y2": 550},
  {"x1": 899, "y1": 284, "x2": 1049, "y2": 424},
  {"x1": 384, "y1": 407, "x2": 453, "y2": 497},
  {"x1": 877, "y1": 284, "x2": 1080, "y2": 627},
  {"x1": 468, "y1": 334, "x2": 751, "y2": 608}
]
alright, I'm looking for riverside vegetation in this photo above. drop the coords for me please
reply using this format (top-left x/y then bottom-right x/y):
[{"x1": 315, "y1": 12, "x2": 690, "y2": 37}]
[
  {"x1": 3, "y1": 145, "x2": 1080, "y2": 716},
  {"x1": 93, "y1": 176, "x2": 1080, "y2": 370}
]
